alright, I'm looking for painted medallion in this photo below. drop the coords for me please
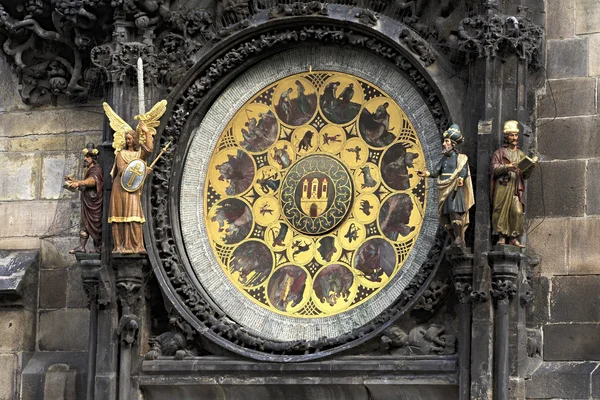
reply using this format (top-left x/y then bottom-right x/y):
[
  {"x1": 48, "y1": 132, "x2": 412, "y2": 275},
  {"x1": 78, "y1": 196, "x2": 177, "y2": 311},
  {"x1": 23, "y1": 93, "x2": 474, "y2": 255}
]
[{"x1": 204, "y1": 71, "x2": 427, "y2": 318}]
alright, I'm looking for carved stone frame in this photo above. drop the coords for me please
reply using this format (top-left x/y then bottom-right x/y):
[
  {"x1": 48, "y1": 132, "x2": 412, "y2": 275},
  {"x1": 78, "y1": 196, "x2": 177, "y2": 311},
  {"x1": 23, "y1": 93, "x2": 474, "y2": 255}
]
[{"x1": 145, "y1": 16, "x2": 455, "y2": 361}]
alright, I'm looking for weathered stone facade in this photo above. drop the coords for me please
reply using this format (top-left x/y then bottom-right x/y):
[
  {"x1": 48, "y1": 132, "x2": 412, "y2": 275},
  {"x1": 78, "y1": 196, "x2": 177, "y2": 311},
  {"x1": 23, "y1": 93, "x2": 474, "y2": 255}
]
[
  {"x1": 0, "y1": 0, "x2": 597, "y2": 399},
  {"x1": 524, "y1": 0, "x2": 600, "y2": 397}
]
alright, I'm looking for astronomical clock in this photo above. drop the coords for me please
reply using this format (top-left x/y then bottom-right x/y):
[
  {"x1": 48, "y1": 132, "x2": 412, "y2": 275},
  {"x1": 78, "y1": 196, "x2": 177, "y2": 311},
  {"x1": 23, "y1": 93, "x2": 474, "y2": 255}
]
[{"x1": 150, "y1": 46, "x2": 444, "y2": 359}]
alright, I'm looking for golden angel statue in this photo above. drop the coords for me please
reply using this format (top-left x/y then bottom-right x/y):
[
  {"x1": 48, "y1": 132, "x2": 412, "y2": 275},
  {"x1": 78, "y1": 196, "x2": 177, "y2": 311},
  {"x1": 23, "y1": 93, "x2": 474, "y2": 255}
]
[{"x1": 103, "y1": 100, "x2": 167, "y2": 253}]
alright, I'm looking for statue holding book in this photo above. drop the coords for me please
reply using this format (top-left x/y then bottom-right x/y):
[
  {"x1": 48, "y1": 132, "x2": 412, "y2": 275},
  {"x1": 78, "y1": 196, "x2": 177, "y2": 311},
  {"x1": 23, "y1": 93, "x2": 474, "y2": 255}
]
[{"x1": 490, "y1": 120, "x2": 537, "y2": 247}]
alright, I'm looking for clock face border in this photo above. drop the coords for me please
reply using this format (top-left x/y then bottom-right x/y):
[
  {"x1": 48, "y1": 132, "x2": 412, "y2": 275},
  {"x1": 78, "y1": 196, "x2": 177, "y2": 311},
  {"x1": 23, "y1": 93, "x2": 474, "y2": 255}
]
[
  {"x1": 178, "y1": 46, "x2": 441, "y2": 342},
  {"x1": 145, "y1": 20, "x2": 453, "y2": 360}
]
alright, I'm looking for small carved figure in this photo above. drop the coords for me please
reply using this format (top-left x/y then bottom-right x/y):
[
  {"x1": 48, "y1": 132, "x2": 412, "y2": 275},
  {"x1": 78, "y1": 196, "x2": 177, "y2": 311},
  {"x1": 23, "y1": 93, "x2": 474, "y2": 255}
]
[
  {"x1": 66, "y1": 143, "x2": 103, "y2": 253},
  {"x1": 380, "y1": 324, "x2": 456, "y2": 355},
  {"x1": 417, "y1": 124, "x2": 474, "y2": 247},
  {"x1": 490, "y1": 120, "x2": 537, "y2": 247},
  {"x1": 103, "y1": 100, "x2": 168, "y2": 253}
]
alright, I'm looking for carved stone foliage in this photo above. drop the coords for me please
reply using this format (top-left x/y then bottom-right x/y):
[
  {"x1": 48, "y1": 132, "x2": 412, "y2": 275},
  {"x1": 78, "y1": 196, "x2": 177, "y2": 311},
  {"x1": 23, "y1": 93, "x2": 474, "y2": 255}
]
[
  {"x1": 151, "y1": 30, "x2": 449, "y2": 355},
  {"x1": 0, "y1": 2, "x2": 108, "y2": 105},
  {"x1": 413, "y1": 279, "x2": 450, "y2": 312},
  {"x1": 454, "y1": 281, "x2": 472, "y2": 304},
  {"x1": 491, "y1": 279, "x2": 517, "y2": 301},
  {"x1": 0, "y1": 0, "x2": 543, "y2": 106},
  {"x1": 458, "y1": 12, "x2": 543, "y2": 67},
  {"x1": 268, "y1": 1, "x2": 328, "y2": 19},
  {"x1": 379, "y1": 324, "x2": 456, "y2": 356}
]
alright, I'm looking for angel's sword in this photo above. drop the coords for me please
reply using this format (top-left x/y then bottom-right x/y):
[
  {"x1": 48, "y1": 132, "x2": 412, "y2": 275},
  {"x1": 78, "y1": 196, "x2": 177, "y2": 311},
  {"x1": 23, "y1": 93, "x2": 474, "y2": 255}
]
[{"x1": 137, "y1": 57, "x2": 145, "y2": 115}]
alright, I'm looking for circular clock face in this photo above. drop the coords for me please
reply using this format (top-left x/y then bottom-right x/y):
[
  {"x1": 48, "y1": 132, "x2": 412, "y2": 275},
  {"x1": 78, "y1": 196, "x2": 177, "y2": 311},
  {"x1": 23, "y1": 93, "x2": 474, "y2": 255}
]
[
  {"x1": 200, "y1": 70, "x2": 426, "y2": 319},
  {"x1": 179, "y1": 46, "x2": 440, "y2": 342}
]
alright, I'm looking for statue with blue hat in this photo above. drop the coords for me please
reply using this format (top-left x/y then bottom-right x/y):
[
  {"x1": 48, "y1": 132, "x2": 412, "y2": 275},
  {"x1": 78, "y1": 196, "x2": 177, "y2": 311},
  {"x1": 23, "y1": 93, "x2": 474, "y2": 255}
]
[{"x1": 417, "y1": 124, "x2": 474, "y2": 247}]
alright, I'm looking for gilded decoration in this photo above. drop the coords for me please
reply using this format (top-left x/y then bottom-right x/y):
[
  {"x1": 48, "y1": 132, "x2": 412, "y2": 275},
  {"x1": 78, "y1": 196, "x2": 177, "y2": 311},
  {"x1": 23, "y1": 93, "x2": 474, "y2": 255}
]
[{"x1": 204, "y1": 71, "x2": 427, "y2": 318}]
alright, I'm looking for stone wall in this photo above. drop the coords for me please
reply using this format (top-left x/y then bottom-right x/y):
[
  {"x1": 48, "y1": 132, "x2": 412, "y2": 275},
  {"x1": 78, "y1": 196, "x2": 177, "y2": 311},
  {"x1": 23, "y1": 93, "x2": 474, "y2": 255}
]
[
  {"x1": 526, "y1": 0, "x2": 600, "y2": 398},
  {"x1": 0, "y1": 55, "x2": 101, "y2": 398}
]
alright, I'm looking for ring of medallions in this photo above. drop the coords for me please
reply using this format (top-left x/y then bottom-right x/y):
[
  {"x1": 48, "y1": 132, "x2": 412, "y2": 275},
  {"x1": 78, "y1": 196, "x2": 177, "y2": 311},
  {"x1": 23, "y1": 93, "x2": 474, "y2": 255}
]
[{"x1": 204, "y1": 70, "x2": 428, "y2": 318}]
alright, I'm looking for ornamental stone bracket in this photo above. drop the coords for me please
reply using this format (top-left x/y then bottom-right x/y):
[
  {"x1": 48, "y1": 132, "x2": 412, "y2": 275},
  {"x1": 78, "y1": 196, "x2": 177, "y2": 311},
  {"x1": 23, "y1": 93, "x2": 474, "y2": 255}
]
[
  {"x1": 113, "y1": 254, "x2": 147, "y2": 318},
  {"x1": 446, "y1": 246, "x2": 474, "y2": 305},
  {"x1": 77, "y1": 253, "x2": 111, "y2": 308},
  {"x1": 488, "y1": 244, "x2": 522, "y2": 302}
]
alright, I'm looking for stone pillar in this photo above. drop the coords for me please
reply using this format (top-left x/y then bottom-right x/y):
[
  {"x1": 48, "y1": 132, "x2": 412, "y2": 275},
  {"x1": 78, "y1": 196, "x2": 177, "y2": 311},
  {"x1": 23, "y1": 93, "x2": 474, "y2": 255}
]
[
  {"x1": 114, "y1": 255, "x2": 147, "y2": 400},
  {"x1": 489, "y1": 245, "x2": 521, "y2": 400},
  {"x1": 77, "y1": 253, "x2": 113, "y2": 400},
  {"x1": 447, "y1": 247, "x2": 474, "y2": 400},
  {"x1": 78, "y1": 254, "x2": 100, "y2": 400}
]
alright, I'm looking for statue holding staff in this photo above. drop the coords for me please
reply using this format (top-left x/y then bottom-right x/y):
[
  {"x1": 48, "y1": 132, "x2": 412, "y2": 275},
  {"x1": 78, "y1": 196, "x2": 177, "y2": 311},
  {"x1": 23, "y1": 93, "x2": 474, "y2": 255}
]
[
  {"x1": 417, "y1": 124, "x2": 474, "y2": 247},
  {"x1": 103, "y1": 100, "x2": 168, "y2": 253},
  {"x1": 66, "y1": 142, "x2": 103, "y2": 254}
]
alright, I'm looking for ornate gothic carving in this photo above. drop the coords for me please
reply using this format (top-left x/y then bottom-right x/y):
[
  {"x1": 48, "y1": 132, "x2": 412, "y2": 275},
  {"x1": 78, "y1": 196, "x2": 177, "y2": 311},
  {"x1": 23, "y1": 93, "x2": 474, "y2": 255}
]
[
  {"x1": 413, "y1": 280, "x2": 450, "y2": 312},
  {"x1": 491, "y1": 279, "x2": 517, "y2": 301},
  {"x1": 268, "y1": 1, "x2": 328, "y2": 19},
  {"x1": 458, "y1": 12, "x2": 543, "y2": 67},
  {"x1": 470, "y1": 289, "x2": 489, "y2": 303},
  {"x1": 0, "y1": 1, "x2": 543, "y2": 105},
  {"x1": 520, "y1": 276, "x2": 534, "y2": 305},
  {"x1": 355, "y1": 9, "x2": 378, "y2": 26},
  {"x1": 399, "y1": 28, "x2": 436, "y2": 66},
  {"x1": 118, "y1": 314, "x2": 140, "y2": 345},
  {"x1": 0, "y1": 2, "x2": 107, "y2": 105},
  {"x1": 454, "y1": 281, "x2": 472, "y2": 304}
]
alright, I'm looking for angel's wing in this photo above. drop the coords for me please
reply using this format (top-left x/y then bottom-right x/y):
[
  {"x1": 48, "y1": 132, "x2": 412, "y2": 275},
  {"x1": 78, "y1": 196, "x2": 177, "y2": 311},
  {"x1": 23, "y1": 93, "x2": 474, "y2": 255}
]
[
  {"x1": 103, "y1": 102, "x2": 134, "y2": 154},
  {"x1": 134, "y1": 100, "x2": 168, "y2": 145}
]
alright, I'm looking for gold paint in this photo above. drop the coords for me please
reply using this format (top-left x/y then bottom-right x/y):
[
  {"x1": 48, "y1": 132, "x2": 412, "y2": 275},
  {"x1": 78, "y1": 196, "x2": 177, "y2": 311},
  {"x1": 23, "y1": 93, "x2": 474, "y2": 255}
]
[
  {"x1": 203, "y1": 71, "x2": 426, "y2": 318},
  {"x1": 353, "y1": 163, "x2": 380, "y2": 194},
  {"x1": 318, "y1": 124, "x2": 346, "y2": 154},
  {"x1": 126, "y1": 162, "x2": 145, "y2": 188},
  {"x1": 287, "y1": 235, "x2": 315, "y2": 265},
  {"x1": 340, "y1": 138, "x2": 368, "y2": 169},
  {"x1": 353, "y1": 193, "x2": 379, "y2": 224}
]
